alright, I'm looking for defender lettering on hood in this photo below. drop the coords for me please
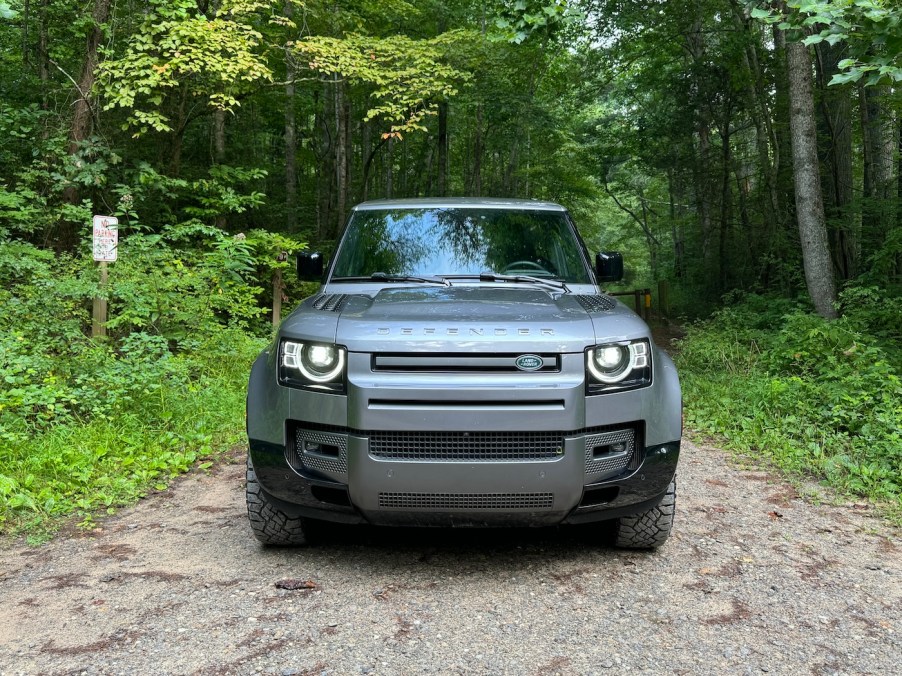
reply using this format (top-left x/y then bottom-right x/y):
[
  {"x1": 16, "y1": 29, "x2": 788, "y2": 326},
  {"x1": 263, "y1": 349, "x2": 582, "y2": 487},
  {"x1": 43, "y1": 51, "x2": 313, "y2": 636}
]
[
  {"x1": 246, "y1": 198, "x2": 682, "y2": 550},
  {"x1": 375, "y1": 327, "x2": 555, "y2": 336}
]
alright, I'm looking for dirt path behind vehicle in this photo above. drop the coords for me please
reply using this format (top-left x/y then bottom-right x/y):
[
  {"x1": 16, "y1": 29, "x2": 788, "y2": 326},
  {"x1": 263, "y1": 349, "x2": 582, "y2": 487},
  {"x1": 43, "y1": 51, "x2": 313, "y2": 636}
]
[{"x1": 0, "y1": 441, "x2": 899, "y2": 675}]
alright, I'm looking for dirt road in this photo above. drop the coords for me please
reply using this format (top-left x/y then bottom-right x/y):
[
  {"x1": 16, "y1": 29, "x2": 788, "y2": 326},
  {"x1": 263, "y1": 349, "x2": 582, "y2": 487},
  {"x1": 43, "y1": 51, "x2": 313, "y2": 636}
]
[{"x1": 0, "y1": 440, "x2": 899, "y2": 675}]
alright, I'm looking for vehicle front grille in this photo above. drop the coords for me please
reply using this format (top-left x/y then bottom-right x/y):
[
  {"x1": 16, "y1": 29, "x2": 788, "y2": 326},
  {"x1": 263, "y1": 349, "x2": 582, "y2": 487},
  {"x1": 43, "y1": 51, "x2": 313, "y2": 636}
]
[
  {"x1": 378, "y1": 492, "x2": 554, "y2": 510},
  {"x1": 575, "y1": 294, "x2": 616, "y2": 312},
  {"x1": 368, "y1": 430, "x2": 564, "y2": 462},
  {"x1": 371, "y1": 353, "x2": 560, "y2": 373}
]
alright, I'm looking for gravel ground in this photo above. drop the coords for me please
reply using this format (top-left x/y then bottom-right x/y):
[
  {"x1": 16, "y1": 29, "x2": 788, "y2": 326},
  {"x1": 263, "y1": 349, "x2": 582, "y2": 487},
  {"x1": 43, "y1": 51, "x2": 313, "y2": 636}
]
[{"x1": 0, "y1": 440, "x2": 899, "y2": 676}]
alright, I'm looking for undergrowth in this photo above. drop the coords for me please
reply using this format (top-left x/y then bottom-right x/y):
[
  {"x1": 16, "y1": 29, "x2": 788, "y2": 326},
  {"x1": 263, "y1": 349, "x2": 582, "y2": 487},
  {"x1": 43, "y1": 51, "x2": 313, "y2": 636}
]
[
  {"x1": 676, "y1": 288, "x2": 902, "y2": 519},
  {"x1": 0, "y1": 232, "x2": 280, "y2": 537}
]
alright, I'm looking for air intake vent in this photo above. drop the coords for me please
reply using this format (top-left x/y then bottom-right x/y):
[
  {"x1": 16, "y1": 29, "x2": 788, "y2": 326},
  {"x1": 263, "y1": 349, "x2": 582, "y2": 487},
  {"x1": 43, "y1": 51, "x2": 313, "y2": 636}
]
[
  {"x1": 575, "y1": 294, "x2": 616, "y2": 312},
  {"x1": 290, "y1": 427, "x2": 348, "y2": 478},
  {"x1": 585, "y1": 428, "x2": 635, "y2": 479},
  {"x1": 369, "y1": 430, "x2": 564, "y2": 462},
  {"x1": 378, "y1": 492, "x2": 554, "y2": 510},
  {"x1": 312, "y1": 294, "x2": 347, "y2": 312}
]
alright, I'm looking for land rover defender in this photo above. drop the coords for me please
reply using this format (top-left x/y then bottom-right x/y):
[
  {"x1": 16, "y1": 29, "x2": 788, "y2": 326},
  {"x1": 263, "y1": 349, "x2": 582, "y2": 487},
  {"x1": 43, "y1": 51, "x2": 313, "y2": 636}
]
[{"x1": 246, "y1": 198, "x2": 681, "y2": 548}]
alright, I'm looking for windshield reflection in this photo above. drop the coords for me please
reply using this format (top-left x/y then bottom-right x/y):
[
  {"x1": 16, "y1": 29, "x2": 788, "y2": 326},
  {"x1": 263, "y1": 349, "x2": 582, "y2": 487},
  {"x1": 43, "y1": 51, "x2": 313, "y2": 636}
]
[{"x1": 331, "y1": 208, "x2": 591, "y2": 284}]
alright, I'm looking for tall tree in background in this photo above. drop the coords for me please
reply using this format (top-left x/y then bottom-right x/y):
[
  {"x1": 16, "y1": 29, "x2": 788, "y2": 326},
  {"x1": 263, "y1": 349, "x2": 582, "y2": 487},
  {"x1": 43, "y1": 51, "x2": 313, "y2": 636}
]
[
  {"x1": 0, "y1": 0, "x2": 899, "y2": 317},
  {"x1": 786, "y1": 37, "x2": 837, "y2": 319}
]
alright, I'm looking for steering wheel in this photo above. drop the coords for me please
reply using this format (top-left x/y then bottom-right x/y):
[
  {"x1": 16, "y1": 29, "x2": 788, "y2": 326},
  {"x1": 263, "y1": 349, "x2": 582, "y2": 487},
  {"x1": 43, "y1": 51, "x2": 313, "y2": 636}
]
[{"x1": 502, "y1": 260, "x2": 550, "y2": 274}]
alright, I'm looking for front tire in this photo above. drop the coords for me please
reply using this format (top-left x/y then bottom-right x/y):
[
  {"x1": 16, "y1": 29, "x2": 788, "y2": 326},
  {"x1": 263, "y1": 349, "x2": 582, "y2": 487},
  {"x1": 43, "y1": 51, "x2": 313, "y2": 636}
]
[
  {"x1": 246, "y1": 456, "x2": 311, "y2": 546},
  {"x1": 614, "y1": 476, "x2": 676, "y2": 549}
]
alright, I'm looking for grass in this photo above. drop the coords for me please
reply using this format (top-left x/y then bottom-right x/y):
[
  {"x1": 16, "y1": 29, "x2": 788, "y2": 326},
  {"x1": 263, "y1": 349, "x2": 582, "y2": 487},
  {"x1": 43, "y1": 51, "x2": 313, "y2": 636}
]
[
  {"x1": 0, "y1": 333, "x2": 265, "y2": 538},
  {"x1": 675, "y1": 292, "x2": 902, "y2": 524}
]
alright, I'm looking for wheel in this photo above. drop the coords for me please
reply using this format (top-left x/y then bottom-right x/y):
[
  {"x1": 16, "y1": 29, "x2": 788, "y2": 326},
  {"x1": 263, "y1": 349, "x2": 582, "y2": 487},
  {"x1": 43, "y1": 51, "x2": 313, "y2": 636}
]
[
  {"x1": 614, "y1": 476, "x2": 676, "y2": 549},
  {"x1": 246, "y1": 456, "x2": 311, "y2": 546}
]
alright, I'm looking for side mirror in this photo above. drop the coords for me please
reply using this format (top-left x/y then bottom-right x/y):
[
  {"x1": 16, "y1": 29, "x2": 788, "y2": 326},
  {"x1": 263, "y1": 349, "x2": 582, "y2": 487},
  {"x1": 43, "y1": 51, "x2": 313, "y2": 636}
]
[
  {"x1": 595, "y1": 251, "x2": 623, "y2": 283},
  {"x1": 297, "y1": 251, "x2": 324, "y2": 281}
]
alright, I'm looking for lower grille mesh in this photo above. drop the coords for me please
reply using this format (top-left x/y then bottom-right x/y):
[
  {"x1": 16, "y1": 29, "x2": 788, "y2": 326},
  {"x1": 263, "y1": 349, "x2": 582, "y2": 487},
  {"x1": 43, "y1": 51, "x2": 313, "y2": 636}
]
[
  {"x1": 585, "y1": 429, "x2": 635, "y2": 477},
  {"x1": 378, "y1": 492, "x2": 554, "y2": 510},
  {"x1": 368, "y1": 431, "x2": 563, "y2": 461},
  {"x1": 290, "y1": 428, "x2": 348, "y2": 476}
]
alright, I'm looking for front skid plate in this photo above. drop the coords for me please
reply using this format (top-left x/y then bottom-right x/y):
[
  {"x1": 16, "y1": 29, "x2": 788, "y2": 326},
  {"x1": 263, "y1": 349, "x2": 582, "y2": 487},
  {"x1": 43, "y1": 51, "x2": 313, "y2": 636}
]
[
  {"x1": 249, "y1": 439, "x2": 680, "y2": 526},
  {"x1": 347, "y1": 435, "x2": 584, "y2": 525}
]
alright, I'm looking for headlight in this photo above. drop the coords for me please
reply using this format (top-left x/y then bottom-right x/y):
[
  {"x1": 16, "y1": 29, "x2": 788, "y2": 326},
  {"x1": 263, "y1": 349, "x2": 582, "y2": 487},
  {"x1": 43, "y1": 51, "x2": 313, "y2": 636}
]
[
  {"x1": 586, "y1": 339, "x2": 651, "y2": 393},
  {"x1": 280, "y1": 340, "x2": 346, "y2": 392}
]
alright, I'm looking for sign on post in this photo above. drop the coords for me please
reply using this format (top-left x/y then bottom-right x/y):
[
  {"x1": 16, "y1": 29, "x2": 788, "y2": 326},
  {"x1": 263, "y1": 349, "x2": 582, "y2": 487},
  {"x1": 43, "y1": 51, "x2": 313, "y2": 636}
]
[
  {"x1": 92, "y1": 215, "x2": 118, "y2": 338},
  {"x1": 92, "y1": 215, "x2": 119, "y2": 262}
]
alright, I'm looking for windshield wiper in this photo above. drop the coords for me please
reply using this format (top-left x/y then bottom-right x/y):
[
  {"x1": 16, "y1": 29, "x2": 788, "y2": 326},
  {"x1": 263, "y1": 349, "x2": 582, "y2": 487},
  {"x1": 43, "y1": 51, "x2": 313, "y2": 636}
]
[
  {"x1": 477, "y1": 272, "x2": 569, "y2": 293},
  {"x1": 332, "y1": 273, "x2": 450, "y2": 286}
]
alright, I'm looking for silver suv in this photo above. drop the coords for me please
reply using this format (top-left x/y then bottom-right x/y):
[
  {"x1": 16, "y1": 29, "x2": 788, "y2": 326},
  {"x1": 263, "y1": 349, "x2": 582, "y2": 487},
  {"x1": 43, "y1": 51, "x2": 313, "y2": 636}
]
[{"x1": 246, "y1": 199, "x2": 681, "y2": 548}]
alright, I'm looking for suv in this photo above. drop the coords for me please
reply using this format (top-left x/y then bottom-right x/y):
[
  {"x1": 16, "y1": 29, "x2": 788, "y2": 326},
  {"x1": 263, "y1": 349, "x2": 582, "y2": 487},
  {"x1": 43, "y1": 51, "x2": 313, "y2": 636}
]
[{"x1": 246, "y1": 198, "x2": 681, "y2": 548}]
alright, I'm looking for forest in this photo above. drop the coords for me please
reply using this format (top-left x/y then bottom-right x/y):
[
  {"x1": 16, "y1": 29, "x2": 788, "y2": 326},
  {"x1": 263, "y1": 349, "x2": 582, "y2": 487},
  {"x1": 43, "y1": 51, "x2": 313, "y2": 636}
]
[{"x1": 0, "y1": 0, "x2": 900, "y2": 536}]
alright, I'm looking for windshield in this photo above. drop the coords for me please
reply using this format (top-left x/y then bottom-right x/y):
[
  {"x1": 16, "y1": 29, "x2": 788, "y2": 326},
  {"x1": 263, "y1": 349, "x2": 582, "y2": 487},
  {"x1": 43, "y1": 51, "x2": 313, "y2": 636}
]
[{"x1": 330, "y1": 207, "x2": 592, "y2": 283}]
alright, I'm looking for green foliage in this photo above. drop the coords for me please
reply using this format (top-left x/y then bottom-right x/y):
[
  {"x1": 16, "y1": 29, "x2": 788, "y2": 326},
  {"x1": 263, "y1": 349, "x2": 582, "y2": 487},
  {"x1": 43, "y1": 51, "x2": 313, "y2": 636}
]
[
  {"x1": 751, "y1": 0, "x2": 902, "y2": 85},
  {"x1": 96, "y1": 0, "x2": 276, "y2": 135},
  {"x1": 492, "y1": 0, "x2": 583, "y2": 44},
  {"x1": 294, "y1": 31, "x2": 473, "y2": 137},
  {"x1": 677, "y1": 290, "x2": 902, "y2": 509},
  {"x1": 0, "y1": 236, "x2": 278, "y2": 533}
]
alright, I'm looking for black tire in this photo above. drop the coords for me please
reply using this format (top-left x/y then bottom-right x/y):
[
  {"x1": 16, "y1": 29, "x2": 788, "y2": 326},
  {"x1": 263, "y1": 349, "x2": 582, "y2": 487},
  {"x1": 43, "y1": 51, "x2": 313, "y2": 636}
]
[
  {"x1": 246, "y1": 456, "x2": 311, "y2": 546},
  {"x1": 614, "y1": 476, "x2": 676, "y2": 549}
]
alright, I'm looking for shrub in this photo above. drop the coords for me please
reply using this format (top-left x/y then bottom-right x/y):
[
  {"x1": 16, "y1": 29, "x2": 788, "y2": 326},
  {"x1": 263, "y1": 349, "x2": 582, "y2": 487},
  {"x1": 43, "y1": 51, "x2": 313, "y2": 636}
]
[{"x1": 677, "y1": 290, "x2": 902, "y2": 510}]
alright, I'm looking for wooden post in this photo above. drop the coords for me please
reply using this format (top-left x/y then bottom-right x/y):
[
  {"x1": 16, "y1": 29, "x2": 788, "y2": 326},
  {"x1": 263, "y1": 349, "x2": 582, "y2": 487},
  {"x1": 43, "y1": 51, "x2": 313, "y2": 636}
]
[
  {"x1": 273, "y1": 251, "x2": 288, "y2": 328},
  {"x1": 644, "y1": 288, "x2": 652, "y2": 322},
  {"x1": 92, "y1": 261, "x2": 108, "y2": 338},
  {"x1": 272, "y1": 269, "x2": 283, "y2": 328}
]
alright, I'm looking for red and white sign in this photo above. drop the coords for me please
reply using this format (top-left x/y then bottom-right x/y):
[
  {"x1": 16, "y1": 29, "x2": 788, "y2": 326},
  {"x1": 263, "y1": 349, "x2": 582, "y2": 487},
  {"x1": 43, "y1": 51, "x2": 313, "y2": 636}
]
[{"x1": 92, "y1": 215, "x2": 119, "y2": 262}]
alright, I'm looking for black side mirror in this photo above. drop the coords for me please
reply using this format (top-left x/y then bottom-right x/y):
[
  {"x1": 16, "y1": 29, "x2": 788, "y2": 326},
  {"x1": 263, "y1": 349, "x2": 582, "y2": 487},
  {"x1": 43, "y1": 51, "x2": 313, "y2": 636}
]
[
  {"x1": 595, "y1": 251, "x2": 623, "y2": 283},
  {"x1": 297, "y1": 251, "x2": 324, "y2": 281}
]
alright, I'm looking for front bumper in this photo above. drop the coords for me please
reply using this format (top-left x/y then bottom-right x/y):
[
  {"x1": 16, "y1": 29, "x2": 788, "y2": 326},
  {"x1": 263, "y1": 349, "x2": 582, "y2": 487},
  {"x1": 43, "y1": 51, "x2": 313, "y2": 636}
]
[{"x1": 248, "y1": 431, "x2": 679, "y2": 527}]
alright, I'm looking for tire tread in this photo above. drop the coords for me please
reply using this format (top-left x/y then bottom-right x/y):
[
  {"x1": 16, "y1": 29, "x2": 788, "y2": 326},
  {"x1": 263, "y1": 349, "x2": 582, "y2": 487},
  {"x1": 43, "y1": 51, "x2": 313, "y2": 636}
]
[{"x1": 614, "y1": 476, "x2": 676, "y2": 549}]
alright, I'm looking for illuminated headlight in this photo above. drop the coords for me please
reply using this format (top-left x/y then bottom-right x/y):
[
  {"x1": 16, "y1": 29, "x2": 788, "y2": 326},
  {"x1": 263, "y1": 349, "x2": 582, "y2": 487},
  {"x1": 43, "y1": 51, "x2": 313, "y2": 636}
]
[
  {"x1": 586, "y1": 340, "x2": 651, "y2": 393},
  {"x1": 280, "y1": 340, "x2": 346, "y2": 391}
]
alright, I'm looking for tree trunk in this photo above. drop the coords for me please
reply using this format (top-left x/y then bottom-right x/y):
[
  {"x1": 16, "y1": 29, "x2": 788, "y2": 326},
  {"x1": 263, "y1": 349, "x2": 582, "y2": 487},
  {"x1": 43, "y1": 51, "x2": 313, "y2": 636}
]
[
  {"x1": 315, "y1": 84, "x2": 334, "y2": 240},
  {"x1": 38, "y1": 0, "x2": 50, "y2": 111},
  {"x1": 814, "y1": 41, "x2": 856, "y2": 280},
  {"x1": 384, "y1": 137, "x2": 394, "y2": 198},
  {"x1": 213, "y1": 110, "x2": 226, "y2": 163},
  {"x1": 437, "y1": 101, "x2": 449, "y2": 196},
  {"x1": 57, "y1": 0, "x2": 112, "y2": 250},
  {"x1": 762, "y1": 26, "x2": 796, "y2": 292},
  {"x1": 786, "y1": 40, "x2": 837, "y2": 319},
  {"x1": 168, "y1": 85, "x2": 190, "y2": 177},
  {"x1": 67, "y1": 0, "x2": 111, "y2": 155},
  {"x1": 685, "y1": 16, "x2": 713, "y2": 270},
  {"x1": 334, "y1": 78, "x2": 350, "y2": 236},
  {"x1": 212, "y1": 108, "x2": 227, "y2": 228},
  {"x1": 730, "y1": 1, "x2": 781, "y2": 240},
  {"x1": 472, "y1": 103, "x2": 483, "y2": 196},
  {"x1": 718, "y1": 113, "x2": 733, "y2": 292},
  {"x1": 283, "y1": 1, "x2": 297, "y2": 231},
  {"x1": 860, "y1": 84, "x2": 897, "y2": 275}
]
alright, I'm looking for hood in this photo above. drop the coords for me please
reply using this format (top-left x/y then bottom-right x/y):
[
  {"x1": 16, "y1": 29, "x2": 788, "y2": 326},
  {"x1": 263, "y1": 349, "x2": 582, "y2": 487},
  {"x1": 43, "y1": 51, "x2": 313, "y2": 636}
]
[
  {"x1": 280, "y1": 285, "x2": 652, "y2": 354},
  {"x1": 335, "y1": 286, "x2": 593, "y2": 353}
]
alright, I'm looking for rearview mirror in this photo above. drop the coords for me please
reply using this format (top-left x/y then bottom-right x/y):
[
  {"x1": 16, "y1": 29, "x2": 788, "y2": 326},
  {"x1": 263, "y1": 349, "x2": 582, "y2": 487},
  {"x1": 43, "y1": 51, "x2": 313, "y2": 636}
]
[
  {"x1": 595, "y1": 251, "x2": 623, "y2": 283},
  {"x1": 297, "y1": 251, "x2": 324, "y2": 281}
]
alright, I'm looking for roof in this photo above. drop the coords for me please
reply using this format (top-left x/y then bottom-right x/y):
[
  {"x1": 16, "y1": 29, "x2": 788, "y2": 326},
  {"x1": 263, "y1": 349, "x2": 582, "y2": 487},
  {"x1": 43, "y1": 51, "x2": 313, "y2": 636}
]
[{"x1": 352, "y1": 197, "x2": 567, "y2": 211}]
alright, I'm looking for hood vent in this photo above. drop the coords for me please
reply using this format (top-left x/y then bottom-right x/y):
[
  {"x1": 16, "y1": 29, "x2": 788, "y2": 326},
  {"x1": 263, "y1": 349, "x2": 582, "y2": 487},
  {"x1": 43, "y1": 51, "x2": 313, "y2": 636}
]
[
  {"x1": 575, "y1": 294, "x2": 616, "y2": 313},
  {"x1": 312, "y1": 293, "x2": 348, "y2": 312}
]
